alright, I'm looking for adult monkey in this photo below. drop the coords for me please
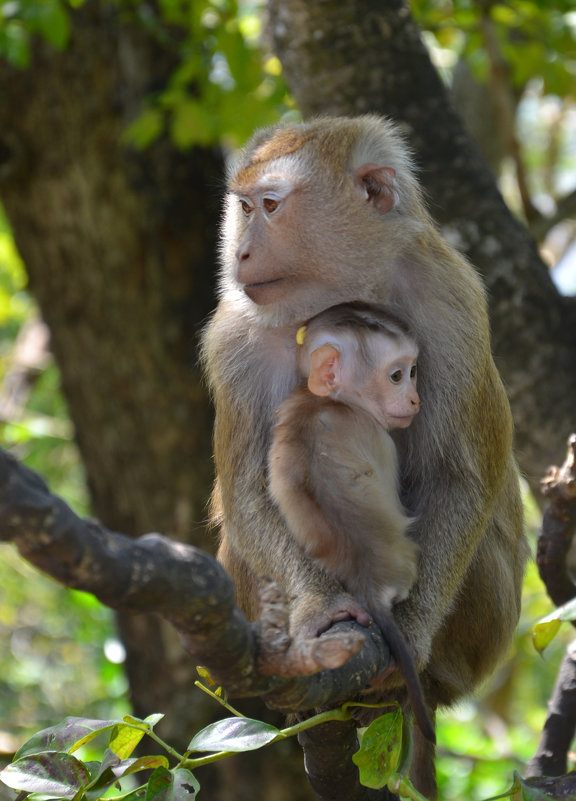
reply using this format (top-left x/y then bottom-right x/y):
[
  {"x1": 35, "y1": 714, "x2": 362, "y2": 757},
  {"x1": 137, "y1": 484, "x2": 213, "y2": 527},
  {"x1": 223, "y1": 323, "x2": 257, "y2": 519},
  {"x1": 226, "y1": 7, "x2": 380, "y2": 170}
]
[{"x1": 202, "y1": 116, "x2": 528, "y2": 797}]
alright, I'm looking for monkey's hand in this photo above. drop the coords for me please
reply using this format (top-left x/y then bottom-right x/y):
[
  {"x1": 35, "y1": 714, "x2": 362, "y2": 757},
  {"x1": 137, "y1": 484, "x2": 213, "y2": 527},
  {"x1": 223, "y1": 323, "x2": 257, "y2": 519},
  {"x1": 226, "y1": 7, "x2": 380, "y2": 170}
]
[{"x1": 289, "y1": 591, "x2": 372, "y2": 640}]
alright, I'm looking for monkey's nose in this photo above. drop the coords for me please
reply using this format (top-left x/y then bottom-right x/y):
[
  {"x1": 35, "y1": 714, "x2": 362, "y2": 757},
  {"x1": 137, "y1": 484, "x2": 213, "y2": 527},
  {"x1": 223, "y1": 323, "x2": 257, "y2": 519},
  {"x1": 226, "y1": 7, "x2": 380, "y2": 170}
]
[{"x1": 236, "y1": 244, "x2": 250, "y2": 262}]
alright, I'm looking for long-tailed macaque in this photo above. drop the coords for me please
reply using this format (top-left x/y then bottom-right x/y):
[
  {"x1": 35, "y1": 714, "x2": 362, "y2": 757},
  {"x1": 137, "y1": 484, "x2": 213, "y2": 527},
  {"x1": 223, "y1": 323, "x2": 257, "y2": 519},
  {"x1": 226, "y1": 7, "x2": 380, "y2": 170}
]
[
  {"x1": 202, "y1": 115, "x2": 528, "y2": 797},
  {"x1": 268, "y1": 303, "x2": 435, "y2": 742}
]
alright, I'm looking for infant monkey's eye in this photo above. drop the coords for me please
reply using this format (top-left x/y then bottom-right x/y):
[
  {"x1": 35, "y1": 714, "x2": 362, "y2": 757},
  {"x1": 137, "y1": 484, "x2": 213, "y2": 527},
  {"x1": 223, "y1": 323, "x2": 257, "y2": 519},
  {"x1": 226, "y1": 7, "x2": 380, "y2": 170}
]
[
  {"x1": 410, "y1": 364, "x2": 417, "y2": 379},
  {"x1": 263, "y1": 197, "x2": 279, "y2": 213},
  {"x1": 390, "y1": 369, "x2": 403, "y2": 384}
]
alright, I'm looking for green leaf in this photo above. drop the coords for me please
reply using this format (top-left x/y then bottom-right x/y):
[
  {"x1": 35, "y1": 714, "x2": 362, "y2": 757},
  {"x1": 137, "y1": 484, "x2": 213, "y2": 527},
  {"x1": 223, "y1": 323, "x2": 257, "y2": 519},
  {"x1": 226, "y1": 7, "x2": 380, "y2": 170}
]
[
  {"x1": 109, "y1": 723, "x2": 147, "y2": 758},
  {"x1": 123, "y1": 107, "x2": 165, "y2": 148},
  {"x1": 36, "y1": 0, "x2": 70, "y2": 50},
  {"x1": 81, "y1": 752, "x2": 170, "y2": 801},
  {"x1": 352, "y1": 710, "x2": 404, "y2": 790},
  {"x1": 170, "y1": 99, "x2": 216, "y2": 148},
  {"x1": 532, "y1": 618, "x2": 561, "y2": 654},
  {"x1": 14, "y1": 717, "x2": 120, "y2": 759},
  {"x1": 187, "y1": 717, "x2": 280, "y2": 753},
  {"x1": 145, "y1": 766, "x2": 199, "y2": 801},
  {"x1": 116, "y1": 790, "x2": 147, "y2": 801},
  {"x1": 533, "y1": 598, "x2": 576, "y2": 653},
  {"x1": 196, "y1": 666, "x2": 218, "y2": 686},
  {"x1": 0, "y1": 23, "x2": 30, "y2": 68},
  {"x1": 83, "y1": 753, "x2": 120, "y2": 801},
  {"x1": 114, "y1": 754, "x2": 170, "y2": 779},
  {"x1": 0, "y1": 752, "x2": 91, "y2": 796},
  {"x1": 123, "y1": 714, "x2": 154, "y2": 728},
  {"x1": 144, "y1": 713, "x2": 166, "y2": 728}
]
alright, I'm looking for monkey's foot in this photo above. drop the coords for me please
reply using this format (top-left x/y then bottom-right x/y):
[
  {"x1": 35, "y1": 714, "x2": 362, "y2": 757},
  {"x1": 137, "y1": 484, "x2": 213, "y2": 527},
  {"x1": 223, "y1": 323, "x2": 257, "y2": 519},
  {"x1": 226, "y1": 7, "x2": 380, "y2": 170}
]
[
  {"x1": 291, "y1": 593, "x2": 372, "y2": 639},
  {"x1": 255, "y1": 579, "x2": 365, "y2": 676}
]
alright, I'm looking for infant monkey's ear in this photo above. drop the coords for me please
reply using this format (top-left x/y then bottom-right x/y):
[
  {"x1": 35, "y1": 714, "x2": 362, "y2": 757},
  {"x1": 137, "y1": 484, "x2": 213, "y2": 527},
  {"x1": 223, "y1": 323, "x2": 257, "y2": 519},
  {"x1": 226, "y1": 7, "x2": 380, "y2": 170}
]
[{"x1": 307, "y1": 344, "x2": 341, "y2": 397}]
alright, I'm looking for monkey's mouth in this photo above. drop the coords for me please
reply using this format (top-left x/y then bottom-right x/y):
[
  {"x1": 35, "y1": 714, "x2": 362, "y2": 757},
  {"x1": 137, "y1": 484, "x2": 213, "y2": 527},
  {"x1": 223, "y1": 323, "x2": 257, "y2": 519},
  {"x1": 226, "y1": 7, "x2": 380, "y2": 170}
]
[
  {"x1": 387, "y1": 415, "x2": 417, "y2": 428},
  {"x1": 243, "y1": 278, "x2": 284, "y2": 304}
]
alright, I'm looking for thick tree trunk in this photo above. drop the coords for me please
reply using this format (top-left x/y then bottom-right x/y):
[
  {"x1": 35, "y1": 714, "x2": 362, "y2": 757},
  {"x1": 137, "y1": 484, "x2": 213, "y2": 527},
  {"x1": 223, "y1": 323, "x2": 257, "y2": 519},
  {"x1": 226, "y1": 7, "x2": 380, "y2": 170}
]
[
  {"x1": 0, "y1": 3, "x2": 311, "y2": 798},
  {"x1": 0, "y1": 0, "x2": 215, "y2": 751},
  {"x1": 0, "y1": 4, "x2": 217, "y2": 747},
  {"x1": 267, "y1": 0, "x2": 576, "y2": 488}
]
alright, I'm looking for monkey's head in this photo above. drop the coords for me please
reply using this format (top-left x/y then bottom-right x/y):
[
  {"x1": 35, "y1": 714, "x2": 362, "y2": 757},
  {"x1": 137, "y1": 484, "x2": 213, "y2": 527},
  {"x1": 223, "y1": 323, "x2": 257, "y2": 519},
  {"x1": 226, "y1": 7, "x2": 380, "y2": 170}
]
[
  {"x1": 220, "y1": 116, "x2": 427, "y2": 325},
  {"x1": 298, "y1": 304, "x2": 421, "y2": 429}
]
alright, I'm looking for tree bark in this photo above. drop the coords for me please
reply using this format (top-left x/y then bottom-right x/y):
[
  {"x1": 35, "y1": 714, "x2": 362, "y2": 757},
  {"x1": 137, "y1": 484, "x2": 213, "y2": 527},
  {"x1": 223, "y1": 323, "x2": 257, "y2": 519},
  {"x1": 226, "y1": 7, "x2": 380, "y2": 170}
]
[
  {"x1": 0, "y1": 3, "x2": 314, "y2": 798},
  {"x1": 267, "y1": 0, "x2": 576, "y2": 488},
  {"x1": 0, "y1": 1, "x2": 219, "y2": 751}
]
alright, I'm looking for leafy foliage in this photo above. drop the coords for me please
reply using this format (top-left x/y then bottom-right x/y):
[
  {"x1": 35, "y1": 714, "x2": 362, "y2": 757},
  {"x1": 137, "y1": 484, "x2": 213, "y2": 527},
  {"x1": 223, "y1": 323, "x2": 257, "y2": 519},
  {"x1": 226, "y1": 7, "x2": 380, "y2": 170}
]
[
  {"x1": 435, "y1": 496, "x2": 574, "y2": 801},
  {"x1": 0, "y1": 0, "x2": 72, "y2": 68},
  {"x1": 0, "y1": 685, "x2": 567, "y2": 801},
  {"x1": 1, "y1": 714, "x2": 171, "y2": 800},
  {"x1": 188, "y1": 716, "x2": 280, "y2": 753},
  {"x1": 0, "y1": 0, "x2": 292, "y2": 147},
  {"x1": 0, "y1": 697, "x2": 355, "y2": 801},
  {"x1": 533, "y1": 597, "x2": 576, "y2": 654},
  {"x1": 0, "y1": 205, "x2": 28, "y2": 334},
  {"x1": 0, "y1": 680, "x2": 450, "y2": 801},
  {"x1": 412, "y1": 0, "x2": 576, "y2": 97},
  {"x1": 413, "y1": 0, "x2": 576, "y2": 279},
  {"x1": 120, "y1": 0, "x2": 292, "y2": 149},
  {"x1": 0, "y1": 207, "x2": 125, "y2": 745}
]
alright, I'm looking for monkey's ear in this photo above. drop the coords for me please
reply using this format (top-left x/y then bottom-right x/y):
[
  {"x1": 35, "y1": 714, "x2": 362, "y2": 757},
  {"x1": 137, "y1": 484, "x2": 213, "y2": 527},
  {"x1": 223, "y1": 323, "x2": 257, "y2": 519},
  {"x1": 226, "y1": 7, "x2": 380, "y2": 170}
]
[
  {"x1": 354, "y1": 163, "x2": 396, "y2": 214},
  {"x1": 308, "y1": 345, "x2": 342, "y2": 397}
]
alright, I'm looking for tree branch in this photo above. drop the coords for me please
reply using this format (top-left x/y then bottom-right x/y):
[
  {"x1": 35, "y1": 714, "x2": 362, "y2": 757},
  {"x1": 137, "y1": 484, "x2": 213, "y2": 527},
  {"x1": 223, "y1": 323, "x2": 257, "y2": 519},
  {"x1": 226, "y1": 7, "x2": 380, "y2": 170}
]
[
  {"x1": 526, "y1": 641, "x2": 576, "y2": 778},
  {"x1": 298, "y1": 719, "x2": 371, "y2": 801},
  {"x1": 0, "y1": 449, "x2": 392, "y2": 716},
  {"x1": 536, "y1": 434, "x2": 576, "y2": 610},
  {"x1": 530, "y1": 188, "x2": 576, "y2": 243},
  {"x1": 529, "y1": 434, "x2": 576, "y2": 779}
]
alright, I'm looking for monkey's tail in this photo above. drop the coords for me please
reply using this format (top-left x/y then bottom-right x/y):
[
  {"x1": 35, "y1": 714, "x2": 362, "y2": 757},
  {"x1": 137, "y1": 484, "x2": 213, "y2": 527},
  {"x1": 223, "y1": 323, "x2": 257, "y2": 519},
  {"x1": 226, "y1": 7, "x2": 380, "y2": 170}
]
[{"x1": 373, "y1": 612, "x2": 436, "y2": 745}]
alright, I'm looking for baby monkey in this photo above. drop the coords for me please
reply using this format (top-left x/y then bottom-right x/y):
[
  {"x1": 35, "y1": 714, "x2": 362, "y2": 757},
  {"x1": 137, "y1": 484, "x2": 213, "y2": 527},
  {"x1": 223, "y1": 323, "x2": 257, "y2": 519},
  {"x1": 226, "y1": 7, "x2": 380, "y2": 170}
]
[{"x1": 268, "y1": 303, "x2": 434, "y2": 742}]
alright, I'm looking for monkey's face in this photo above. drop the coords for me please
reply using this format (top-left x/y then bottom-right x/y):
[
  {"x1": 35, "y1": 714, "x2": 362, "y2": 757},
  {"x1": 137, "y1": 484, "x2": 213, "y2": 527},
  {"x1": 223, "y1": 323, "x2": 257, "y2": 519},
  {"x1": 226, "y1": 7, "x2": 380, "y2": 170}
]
[
  {"x1": 222, "y1": 150, "x2": 403, "y2": 321},
  {"x1": 361, "y1": 338, "x2": 420, "y2": 429},
  {"x1": 230, "y1": 172, "x2": 315, "y2": 306}
]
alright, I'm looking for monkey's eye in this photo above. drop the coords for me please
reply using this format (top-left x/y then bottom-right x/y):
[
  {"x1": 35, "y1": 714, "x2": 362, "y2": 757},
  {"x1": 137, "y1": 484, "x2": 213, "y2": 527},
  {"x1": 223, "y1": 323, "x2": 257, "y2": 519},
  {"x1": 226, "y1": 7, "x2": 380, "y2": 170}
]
[
  {"x1": 240, "y1": 200, "x2": 253, "y2": 216},
  {"x1": 410, "y1": 364, "x2": 417, "y2": 379},
  {"x1": 263, "y1": 197, "x2": 280, "y2": 214},
  {"x1": 390, "y1": 369, "x2": 403, "y2": 384}
]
